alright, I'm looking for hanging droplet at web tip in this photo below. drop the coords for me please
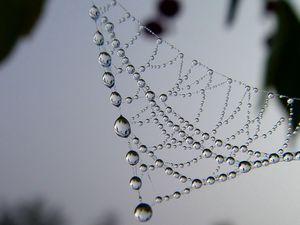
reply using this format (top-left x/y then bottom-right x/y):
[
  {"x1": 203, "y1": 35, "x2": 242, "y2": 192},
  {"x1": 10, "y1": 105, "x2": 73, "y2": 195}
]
[{"x1": 134, "y1": 203, "x2": 152, "y2": 222}]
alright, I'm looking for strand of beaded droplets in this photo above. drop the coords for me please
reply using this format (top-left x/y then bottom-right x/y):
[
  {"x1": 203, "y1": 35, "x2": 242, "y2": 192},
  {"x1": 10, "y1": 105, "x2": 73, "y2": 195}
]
[{"x1": 89, "y1": 0, "x2": 300, "y2": 222}]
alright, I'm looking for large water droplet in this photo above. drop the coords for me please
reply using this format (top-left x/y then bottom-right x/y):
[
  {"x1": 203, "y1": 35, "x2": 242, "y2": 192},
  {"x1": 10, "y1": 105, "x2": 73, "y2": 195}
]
[
  {"x1": 130, "y1": 176, "x2": 142, "y2": 190},
  {"x1": 134, "y1": 203, "x2": 152, "y2": 222},
  {"x1": 126, "y1": 150, "x2": 139, "y2": 165},
  {"x1": 192, "y1": 179, "x2": 202, "y2": 189},
  {"x1": 110, "y1": 91, "x2": 122, "y2": 107},
  {"x1": 105, "y1": 22, "x2": 114, "y2": 32},
  {"x1": 159, "y1": 94, "x2": 168, "y2": 102},
  {"x1": 269, "y1": 153, "x2": 280, "y2": 164},
  {"x1": 238, "y1": 161, "x2": 251, "y2": 173},
  {"x1": 98, "y1": 52, "x2": 112, "y2": 67},
  {"x1": 102, "y1": 72, "x2": 115, "y2": 88},
  {"x1": 89, "y1": 5, "x2": 100, "y2": 20},
  {"x1": 114, "y1": 115, "x2": 131, "y2": 138},
  {"x1": 93, "y1": 31, "x2": 104, "y2": 45},
  {"x1": 145, "y1": 91, "x2": 155, "y2": 101}
]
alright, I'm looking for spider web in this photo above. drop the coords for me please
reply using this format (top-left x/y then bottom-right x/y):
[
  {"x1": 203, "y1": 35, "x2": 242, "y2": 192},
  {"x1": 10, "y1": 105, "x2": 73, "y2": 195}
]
[{"x1": 89, "y1": 0, "x2": 300, "y2": 222}]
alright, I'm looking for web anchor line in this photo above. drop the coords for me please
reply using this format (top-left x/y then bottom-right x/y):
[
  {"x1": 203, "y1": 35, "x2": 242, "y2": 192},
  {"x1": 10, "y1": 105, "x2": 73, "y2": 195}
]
[{"x1": 89, "y1": 1, "x2": 300, "y2": 222}]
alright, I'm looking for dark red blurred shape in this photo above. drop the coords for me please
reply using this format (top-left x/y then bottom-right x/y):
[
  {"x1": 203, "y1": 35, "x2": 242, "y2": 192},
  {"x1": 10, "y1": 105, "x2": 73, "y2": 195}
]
[{"x1": 158, "y1": 0, "x2": 181, "y2": 17}]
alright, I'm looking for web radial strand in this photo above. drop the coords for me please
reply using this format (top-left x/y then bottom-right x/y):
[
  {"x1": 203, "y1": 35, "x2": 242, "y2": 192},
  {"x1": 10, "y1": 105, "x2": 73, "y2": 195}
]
[{"x1": 89, "y1": 0, "x2": 300, "y2": 222}]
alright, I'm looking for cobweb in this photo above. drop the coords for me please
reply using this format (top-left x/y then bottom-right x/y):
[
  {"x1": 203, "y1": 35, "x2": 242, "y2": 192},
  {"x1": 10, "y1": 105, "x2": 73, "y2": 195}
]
[{"x1": 89, "y1": 0, "x2": 300, "y2": 222}]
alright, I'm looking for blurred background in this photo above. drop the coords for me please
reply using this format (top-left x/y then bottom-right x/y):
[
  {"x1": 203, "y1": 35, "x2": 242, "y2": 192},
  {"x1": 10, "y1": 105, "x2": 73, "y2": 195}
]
[{"x1": 1, "y1": 0, "x2": 300, "y2": 225}]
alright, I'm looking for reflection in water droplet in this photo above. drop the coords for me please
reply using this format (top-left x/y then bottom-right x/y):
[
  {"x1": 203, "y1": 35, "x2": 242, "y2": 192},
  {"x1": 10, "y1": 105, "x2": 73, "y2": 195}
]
[
  {"x1": 98, "y1": 52, "x2": 112, "y2": 67},
  {"x1": 134, "y1": 203, "x2": 152, "y2": 222},
  {"x1": 105, "y1": 22, "x2": 114, "y2": 32},
  {"x1": 192, "y1": 179, "x2": 202, "y2": 189},
  {"x1": 269, "y1": 153, "x2": 280, "y2": 164},
  {"x1": 89, "y1": 5, "x2": 100, "y2": 20},
  {"x1": 110, "y1": 91, "x2": 122, "y2": 107},
  {"x1": 102, "y1": 72, "x2": 115, "y2": 88},
  {"x1": 93, "y1": 31, "x2": 104, "y2": 45},
  {"x1": 130, "y1": 176, "x2": 142, "y2": 190},
  {"x1": 159, "y1": 94, "x2": 168, "y2": 102},
  {"x1": 238, "y1": 161, "x2": 251, "y2": 173},
  {"x1": 126, "y1": 150, "x2": 139, "y2": 165},
  {"x1": 114, "y1": 115, "x2": 131, "y2": 138}
]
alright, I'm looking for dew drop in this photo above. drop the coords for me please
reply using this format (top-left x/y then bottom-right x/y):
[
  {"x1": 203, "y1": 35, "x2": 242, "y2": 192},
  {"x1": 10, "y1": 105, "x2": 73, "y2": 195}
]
[
  {"x1": 134, "y1": 203, "x2": 152, "y2": 222},
  {"x1": 111, "y1": 39, "x2": 120, "y2": 48},
  {"x1": 105, "y1": 22, "x2": 114, "y2": 32},
  {"x1": 192, "y1": 179, "x2": 202, "y2": 189},
  {"x1": 283, "y1": 152, "x2": 294, "y2": 161},
  {"x1": 238, "y1": 161, "x2": 251, "y2": 173},
  {"x1": 146, "y1": 91, "x2": 155, "y2": 100},
  {"x1": 130, "y1": 176, "x2": 142, "y2": 190},
  {"x1": 159, "y1": 94, "x2": 168, "y2": 102},
  {"x1": 93, "y1": 31, "x2": 104, "y2": 45},
  {"x1": 126, "y1": 65, "x2": 135, "y2": 74},
  {"x1": 110, "y1": 91, "x2": 122, "y2": 107},
  {"x1": 98, "y1": 52, "x2": 112, "y2": 67},
  {"x1": 269, "y1": 153, "x2": 280, "y2": 163},
  {"x1": 102, "y1": 72, "x2": 115, "y2": 88},
  {"x1": 114, "y1": 115, "x2": 131, "y2": 138},
  {"x1": 89, "y1": 5, "x2": 100, "y2": 20},
  {"x1": 126, "y1": 150, "x2": 139, "y2": 165}
]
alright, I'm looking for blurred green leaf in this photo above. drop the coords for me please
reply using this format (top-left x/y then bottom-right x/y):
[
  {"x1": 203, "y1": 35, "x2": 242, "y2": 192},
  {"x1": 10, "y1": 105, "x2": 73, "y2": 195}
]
[
  {"x1": 264, "y1": 1, "x2": 300, "y2": 130},
  {"x1": 226, "y1": 0, "x2": 241, "y2": 26},
  {"x1": 0, "y1": 0, "x2": 46, "y2": 65}
]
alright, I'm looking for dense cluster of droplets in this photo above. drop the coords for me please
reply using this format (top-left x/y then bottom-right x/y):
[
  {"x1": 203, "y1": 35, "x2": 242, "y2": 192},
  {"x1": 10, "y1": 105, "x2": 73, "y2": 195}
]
[{"x1": 89, "y1": 1, "x2": 300, "y2": 222}]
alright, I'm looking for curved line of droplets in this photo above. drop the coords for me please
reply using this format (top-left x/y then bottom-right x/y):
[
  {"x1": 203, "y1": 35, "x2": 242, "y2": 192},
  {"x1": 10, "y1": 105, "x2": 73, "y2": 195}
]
[{"x1": 89, "y1": 0, "x2": 300, "y2": 222}]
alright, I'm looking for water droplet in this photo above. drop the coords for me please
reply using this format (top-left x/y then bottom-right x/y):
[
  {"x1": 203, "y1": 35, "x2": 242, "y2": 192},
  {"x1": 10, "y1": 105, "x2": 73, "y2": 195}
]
[
  {"x1": 130, "y1": 176, "x2": 142, "y2": 190},
  {"x1": 93, "y1": 31, "x2": 104, "y2": 45},
  {"x1": 192, "y1": 179, "x2": 202, "y2": 189},
  {"x1": 202, "y1": 133, "x2": 210, "y2": 140},
  {"x1": 126, "y1": 150, "x2": 139, "y2": 165},
  {"x1": 105, "y1": 22, "x2": 114, "y2": 32},
  {"x1": 137, "y1": 79, "x2": 146, "y2": 88},
  {"x1": 287, "y1": 98, "x2": 294, "y2": 105},
  {"x1": 215, "y1": 155, "x2": 224, "y2": 164},
  {"x1": 155, "y1": 196, "x2": 162, "y2": 203},
  {"x1": 139, "y1": 145, "x2": 147, "y2": 153},
  {"x1": 111, "y1": 39, "x2": 120, "y2": 48},
  {"x1": 98, "y1": 52, "x2": 111, "y2": 67},
  {"x1": 283, "y1": 152, "x2": 294, "y2": 161},
  {"x1": 134, "y1": 203, "x2": 152, "y2": 222},
  {"x1": 269, "y1": 153, "x2": 280, "y2": 163},
  {"x1": 117, "y1": 49, "x2": 125, "y2": 57},
  {"x1": 89, "y1": 5, "x2": 100, "y2": 20},
  {"x1": 218, "y1": 174, "x2": 227, "y2": 182},
  {"x1": 102, "y1": 72, "x2": 115, "y2": 88},
  {"x1": 179, "y1": 176, "x2": 187, "y2": 183},
  {"x1": 125, "y1": 97, "x2": 132, "y2": 104},
  {"x1": 185, "y1": 136, "x2": 194, "y2": 145},
  {"x1": 114, "y1": 115, "x2": 131, "y2": 138},
  {"x1": 215, "y1": 139, "x2": 223, "y2": 147},
  {"x1": 193, "y1": 142, "x2": 201, "y2": 149},
  {"x1": 159, "y1": 94, "x2": 168, "y2": 102},
  {"x1": 228, "y1": 171, "x2": 237, "y2": 179},
  {"x1": 126, "y1": 65, "x2": 135, "y2": 74},
  {"x1": 202, "y1": 149, "x2": 212, "y2": 158},
  {"x1": 110, "y1": 91, "x2": 122, "y2": 107},
  {"x1": 226, "y1": 157, "x2": 235, "y2": 165},
  {"x1": 155, "y1": 159, "x2": 164, "y2": 167},
  {"x1": 173, "y1": 192, "x2": 181, "y2": 199},
  {"x1": 165, "y1": 167, "x2": 173, "y2": 175},
  {"x1": 139, "y1": 164, "x2": 148, "y2": 172},
  {"x1": 238, "y1": 161, "x2": 251, "y2": 173},
  {"x1": 146, "y1": 91, "x2": 155, "y2": 100},
  {"x1": 206, "y1": 176, "x2": 215, "y2": 185}
]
